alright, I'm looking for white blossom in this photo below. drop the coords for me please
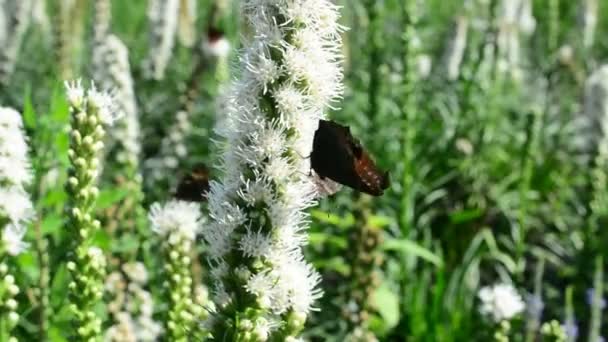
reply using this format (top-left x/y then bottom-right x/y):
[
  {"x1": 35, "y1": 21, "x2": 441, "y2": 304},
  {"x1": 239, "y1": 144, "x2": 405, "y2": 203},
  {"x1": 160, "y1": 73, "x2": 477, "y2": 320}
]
[
  {"x1": 203, "y1": 0, "x2": 343, "y2": 335},
  {"x1": 148, "y1": 200, "x2": 202, "y2": 241},
  {"x1": 478, "y1": 283, "x2": 525, "y2": 322},
  {"x1": 92, "y1": 34, "x2": 140, "y2": 166},
  {"x1": 443, "y1": 16, "x2": 468, "y2": 81},
  {"x1": 578, "y1": 0, "x2": 598, "y2": 49},
  {"x1": 2, "y1": 223, "x2": 29, "y2": 256},
  {"x1": 144, "y1": 0, "x2": 180, "y2": 80}
]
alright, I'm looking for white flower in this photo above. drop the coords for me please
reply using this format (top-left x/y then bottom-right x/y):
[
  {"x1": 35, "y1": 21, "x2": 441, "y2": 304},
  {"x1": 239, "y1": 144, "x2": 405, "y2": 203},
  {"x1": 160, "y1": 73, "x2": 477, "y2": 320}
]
[
  {"x1": 64, "y1": 80, "x2": 85, "y2": 108},
  {"x1": 87, "y1": 85, "x2": 119, "y2": 125},
  {"x1": 2, "y1": 223, "x2": 29, "y2": 256},
  {"x1": 478, "y1": 283, "x2": 525, "y2": 322},
  {"x1": 87, "y1": 246, "x2": 107, "y2": 269},
  {"x1": 203, "y1": 0, "x2": 342, "y2": 334},
  {"x1": 0, "y1": 187, "x2": 34, "y2": 224},
  {"x1": 240, "y1": 230, "x2": 273, "y2": 258},
  {"x1": 144, "y1": 0, "x2": 180, "y2": 80},
  {"x1": 148, "y1": 200, "x2": 202, "y2": 241},
  {"x1": 0, "y1": 106, "x2": 24, "y2": 129},
  {"x1": 579, "y1": 0, "x2": 598, "y2": 48},
  {"x1": 92, "y1": 34, "x2": 140, "y2": 163},
  {"x1": 0, "y1": 107, "x2": 32, "y2": 187},
  {"x1": 135, "y1": 315, "x2": 163, "y2": 341},
  {"x1": 443, "y1": 16, "x2": 468, "y2": 80},
  {"x1": 122, "y1": 262, "x2": 148, "y2": 284}
]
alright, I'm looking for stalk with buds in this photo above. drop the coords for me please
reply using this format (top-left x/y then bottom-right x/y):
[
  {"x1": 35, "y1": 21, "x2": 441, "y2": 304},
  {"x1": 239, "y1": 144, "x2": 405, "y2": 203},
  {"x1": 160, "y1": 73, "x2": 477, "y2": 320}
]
[
  {"x1": 64, "y1": 81, "x2": 116, "y2": 340},
  {"x1": 0, "y1": 107, "x2": 34, "y2": 341}
]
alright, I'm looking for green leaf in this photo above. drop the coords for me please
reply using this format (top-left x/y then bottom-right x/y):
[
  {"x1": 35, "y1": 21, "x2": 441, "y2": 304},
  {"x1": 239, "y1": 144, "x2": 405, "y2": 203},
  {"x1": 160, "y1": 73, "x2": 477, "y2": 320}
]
[
  {"x1": 22, "y1": 89, "x2": 36, "y2": 129},
  {"x1": 383, "y1": 238, "x2": 444, "y2": 267},
  {"x1": 50, "y1": 264, "x2": 69, "y2": 308},
  {"x1": 367, "y1": 214, "x2": 394, "y2": 228},
  {"x1": 95, "y1": 188, "x2": 130, "y2": 210},
  {"x1": 41, "y1": 213, "x2": 64, "y2": 235},
  {"x1": 310, "y1": 209, "x2": 354, "y2": 228},
  {"x1": 308, "y1": 232, "x2": 348, "y2": 249},
  {"x1": 449, "y1": 208, "x2": 484, "y2": 224},
  {"x1": 111, "y1": 234, "x2": 141, "y2": 254},
  {"x1": 372, "y1": 283, "x2": 400, "y2": 333}
]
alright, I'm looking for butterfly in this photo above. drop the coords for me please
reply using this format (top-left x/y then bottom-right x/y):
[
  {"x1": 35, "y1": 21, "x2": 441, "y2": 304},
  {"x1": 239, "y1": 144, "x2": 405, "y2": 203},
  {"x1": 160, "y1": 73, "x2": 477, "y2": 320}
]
[
  {"x1": 174, "y1": 164, "x2": 210, "y2": 202},
  {"x1": 311, "y1": 120, "x2": 390, "y2": 196}
]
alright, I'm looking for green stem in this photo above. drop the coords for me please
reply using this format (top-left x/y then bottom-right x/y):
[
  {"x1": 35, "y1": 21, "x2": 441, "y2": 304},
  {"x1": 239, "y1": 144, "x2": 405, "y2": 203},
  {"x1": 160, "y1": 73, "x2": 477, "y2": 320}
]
[
  {"x1": 515, "y1": 108, "x2": 542, "y2": 277},
  {"x1": 399, "y1": 0, "x2": 418, "y2": 239},
  {"x1": 588, "y1": 256, "x2": 603, "y2": 342}
]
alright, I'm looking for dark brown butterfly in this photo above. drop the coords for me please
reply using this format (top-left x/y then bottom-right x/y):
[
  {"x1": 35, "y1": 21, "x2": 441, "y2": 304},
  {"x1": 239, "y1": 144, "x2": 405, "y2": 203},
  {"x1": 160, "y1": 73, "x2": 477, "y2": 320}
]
[
  {"x1": 311, "y1": 120, "x2": 390, "y2": 196},
  {"x1": 174, "y1": 164, "x2": 210, "y2": 202}
]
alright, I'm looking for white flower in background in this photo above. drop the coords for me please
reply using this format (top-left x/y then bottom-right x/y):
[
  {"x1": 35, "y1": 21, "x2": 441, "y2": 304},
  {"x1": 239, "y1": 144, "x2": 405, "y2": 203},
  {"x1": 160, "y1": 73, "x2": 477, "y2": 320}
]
[
  {"x1": 122, "y1": 262, "x2": 148, "y2": 285},
  {"x1": 148, "y1": 200, "x2": 202, "y2": 241},
  {"x1": 478, "y1": 283, "x2": 526, "y2": 322},
  {"x1": 416, "y1": 54, "x2": 432, "y2": 79},
  {"x1": 0, "y1": 107, "x2": 32, "y2": 186},
  {"x1": 203, "y1": 0, "x2": 343, "y2": 338},
  {"x1": 578, "y1": 0, "x2": 598, "y2": 49},
  {"x1": 92, "y1": 34, "x2": 141, "y2": 166},
  {"x1": 2, "y1": 223, "x2": 29, "y2": 256},
  {"x1": 144, "y1": 0, "x2": 179, "y2": 80},
  {"x1": 0, "y1": 0, "x2": 32, "y2": 85},
  {"x1": 442, "y1": 16, "x2": 468, "y2": 80},
  {"x1": 582, "y1": 66, "x2": 608, "y2": 154},
  {"x1": 494, "y1": 0, "x2": 536, "y2": 79},
  {"x1": 0, "y1": 187, "x2": 33, "y2": 224},
  {"x1": 0, "y1": 106, "x2": 33, "y2": 259},
  {"x1": 0, "y1": 0, "x2": 6, "y2": 46}
]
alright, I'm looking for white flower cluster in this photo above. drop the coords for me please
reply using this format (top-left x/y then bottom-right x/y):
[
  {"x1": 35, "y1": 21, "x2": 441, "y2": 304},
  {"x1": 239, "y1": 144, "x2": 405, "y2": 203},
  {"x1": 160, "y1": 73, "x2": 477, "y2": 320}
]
[
  {"x1": 144, "y1": 0, "x2": 180, "y2": 80},
  {"x1": 0, "y1": 107, "x2": 33, "y2": 256},
  {"x1": 204, "y1": 0, "x2": 344, "y2": 336},
  {"x1": 495, "y1": 0, "x2": 536, "y2": 78},
  {"x1": 583, "y1": 66, "x2": 608, "y2": 158},
  {"x1": 92, "y1": 34, "x2": 141, "y2": 167},
  {"x1": 478, "y1": 283, "x2": 525, "y2": 322},
  {"x1": 65, "y1": 80, "x2": 118, "y2": 126},
  {"x1": 148, "y1": 200, "x2": 206, "y2": 338},
  {"x1": 443, "y1": 15, "x2": 468, "y2": 81},
  {"x1": 578, "y1": 0, "x2": 598, "y2": 49},
  {"x1": 105, "y1": 262, "x2": 162, "y2": 342},
  {"x1": 148, "y1": 199, "x2": 202, "y2": 242}
]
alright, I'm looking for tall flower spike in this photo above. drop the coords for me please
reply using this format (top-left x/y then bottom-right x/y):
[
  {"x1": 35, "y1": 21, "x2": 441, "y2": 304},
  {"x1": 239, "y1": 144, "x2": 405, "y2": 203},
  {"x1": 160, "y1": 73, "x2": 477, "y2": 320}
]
[
  {"x1": 0, "y1": 0, "x2": 32, "y2": 85},
  {"x1": 0, "y1": 107, "x2": 33, "y2": 341},
  {"x1": 144, "y1": 0, "x2": 180, "y2": 80},
  {"x1": 203, "y1": 0, "x2": 344, "y2": 339},
  {"x1": 64, "y1": 80, "x2": 116, "y2": 340},
  {"x1": 578, "y1": 0, "x2": 598, "y2": 49},
  {"x1": 92, "y1": 25, "x2": 161, "y2": 341},
  {"x1": 149, "y1": 200, "x2": 206, "y2": 340},
  {"x1": 442, "y1": 15, "x2": 468, "y2": 81}
]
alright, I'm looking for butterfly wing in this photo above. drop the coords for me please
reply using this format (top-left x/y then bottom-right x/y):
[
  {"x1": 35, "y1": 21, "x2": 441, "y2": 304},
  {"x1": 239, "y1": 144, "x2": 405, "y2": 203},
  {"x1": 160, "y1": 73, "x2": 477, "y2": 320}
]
[
  {"x1": 353, "y1": 151, "x2": 390, "y2": 196},
  {"x1": 311, "y1": 120, "x2": 360, "y2": 189},
  {"x1": 311, "y1": 119, "x2": 390, "y2": 196}
]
